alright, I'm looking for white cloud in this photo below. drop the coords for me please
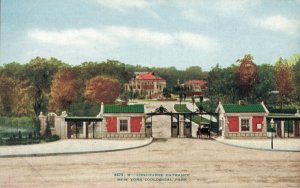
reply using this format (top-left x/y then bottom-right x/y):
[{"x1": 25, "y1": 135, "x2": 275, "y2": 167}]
[
  {"x1": 255, "y1": 15, "x2": 300, "y2": 37},
  {"x1": 106, "y1": 26, "x2": 174, "y2": 47},
  {"x1": 28, "y1": 28, "x2": 118, "y2": 47},
  {"x1": 28, "y1": 26, "x2": 219, "y2": 52},
  {"x1": 175, "y1": 32, "x2": 219, "y2": 51}
]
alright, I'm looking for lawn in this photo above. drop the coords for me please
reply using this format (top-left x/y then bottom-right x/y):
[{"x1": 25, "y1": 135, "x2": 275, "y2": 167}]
[{"x1": 174, "y1": 104, "x2": 219, "y2": 132}]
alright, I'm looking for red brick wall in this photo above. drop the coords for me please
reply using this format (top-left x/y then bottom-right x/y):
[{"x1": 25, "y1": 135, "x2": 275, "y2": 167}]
[
  {"x1": 131, "y1": 117, "x2": 142, "y2": 132},
  {"x1": 228, "y1": 116, "x2": 239, "y2": 132},
  {"x1": 106, "y1": 117, "x2": 117, "y2": 132},
  {"x1": 252, "y1": 116, "x2": 264, "y2": 132}
]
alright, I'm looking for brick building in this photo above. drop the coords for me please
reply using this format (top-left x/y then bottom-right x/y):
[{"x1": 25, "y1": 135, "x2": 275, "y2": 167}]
[
  {"x1": 216, "y1": 102, "x2": 269, "y2": 138},
  {"x1": 124, "y1": 72, "x2": 166, "y2": 98}
]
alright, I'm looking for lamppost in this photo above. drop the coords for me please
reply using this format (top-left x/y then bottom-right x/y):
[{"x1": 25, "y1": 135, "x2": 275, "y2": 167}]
[{"x1": 270, "y1": 118, "x2": 275, "y2": 150}]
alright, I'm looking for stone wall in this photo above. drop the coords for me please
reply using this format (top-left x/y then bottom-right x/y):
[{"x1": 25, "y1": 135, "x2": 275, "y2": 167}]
[
  {"x1": 224, "y1": 132, "x2": 267, "y2": 139},
  {"x1": 102, "y1": 133, "x2": 146, "y2": 139}
]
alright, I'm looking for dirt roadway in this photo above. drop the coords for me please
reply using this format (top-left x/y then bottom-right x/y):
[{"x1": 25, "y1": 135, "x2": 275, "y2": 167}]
[
  {"x1": 0, "y1": 138, "x2": 299, "y2": 188},
  {"x1": 1, "y1": 101, "x2": 299, "y2": 187}
]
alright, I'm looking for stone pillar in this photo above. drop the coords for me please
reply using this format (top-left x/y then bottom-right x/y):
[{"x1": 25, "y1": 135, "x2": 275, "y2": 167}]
[
  {"x1": 281, "y1": 121, "x2": 285, "y2": 138},
  {"x1": 39, "y1": 112, "x2": 47, "y2": 136},
  {"x1": 223, "y1": 117, "x2": 229, "y2": 138},
  {"x1": 140, "y1": 116, "x2": 146, "y2": 137},
  {"x1": 292, "y1": 121, "x2": 295, "y2": 137},
  {"x1": 179, "y1": 116, "x2": 186, "y2": 138},
  {"x1": 83, "y1": 122, "x2": 86, "y2": 138},
  {"x1": 55, "y1": 111, "x2": 68, "y2": 139}
]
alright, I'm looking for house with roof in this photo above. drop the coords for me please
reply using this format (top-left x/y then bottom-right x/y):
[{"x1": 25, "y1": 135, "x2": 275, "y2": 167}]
[
  {"x1": 185, "y1": 80, "x2": 206, "y2": 92},
  {"x1": 124, "y1": 72, "x2": 166, "y2": 98},
  {"x1": 46, "y1": 104, "x2": 146, "y2": 139},
  {"x1": 98, "y1": 104, "x2": 146, "y2": 139},
  {"x1": 216, "y1": 102, "x2": 269, "y2": 139}
]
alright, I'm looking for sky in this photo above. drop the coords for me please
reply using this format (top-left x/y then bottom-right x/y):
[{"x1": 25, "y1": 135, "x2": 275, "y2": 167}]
[{"x1": 1, "y1": 0, "x2": 300, "y2": 70}]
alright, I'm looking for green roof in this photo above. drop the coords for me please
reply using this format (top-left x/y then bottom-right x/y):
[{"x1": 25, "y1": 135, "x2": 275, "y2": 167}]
[
  {"x1": 223, "y1": 104, "x2": 266, "y2": 113},
  {"x1": 104, "y1": 104, "x2": 144, "y2": 113}
]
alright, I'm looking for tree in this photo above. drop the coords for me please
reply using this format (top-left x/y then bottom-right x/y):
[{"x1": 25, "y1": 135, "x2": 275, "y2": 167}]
[
  {"x1": 84, "y1": 76, "x2": 121, "y2": 105},
  {"x1": 289, "y1": 54, "x2": 300, "y2": 103},
  {"x1": 15, "y1": 83, "x2": 35, "y2": 116},
  {"x1": 23, "y1": 57, "x2": 66, "y2": 116},
  {"x1": 236, "y1": 54, "x2": 258, "y2": 100},
  {"x1": 275, "y1": 58, "x2": 294, "y2": 109},
  {"x1": 50, "y1": 68, "x2": 80, "y2": 112},
  {"x1": 0, "y1": 76, "x2": 17, "y2": 115},
  {"x1": 252, "y1": 64, "x2": 276, "y2": 104}
]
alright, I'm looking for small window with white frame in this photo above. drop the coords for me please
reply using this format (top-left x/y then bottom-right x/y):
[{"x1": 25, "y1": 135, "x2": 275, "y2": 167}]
[
  {"x1": 119, "y1": 119, "x2": 128, "y2": 132},
  {"x1": 241, "y1": 118, "x2": 250, "y2": 131}
]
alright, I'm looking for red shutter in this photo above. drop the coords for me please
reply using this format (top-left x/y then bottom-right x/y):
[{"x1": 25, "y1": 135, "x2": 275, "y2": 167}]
[
  {"x1": 106, "y1": 117, "x2": 117, "y2": 132},
  {"x1": 228, "y1": 116, "x2": 239, "y2": 132},
  {"x1": 131, "y1": 117, "x2": 142, "y2": 132},
  {"x1": 252, "y1": 116, "x2": 264, "y2": 132}
]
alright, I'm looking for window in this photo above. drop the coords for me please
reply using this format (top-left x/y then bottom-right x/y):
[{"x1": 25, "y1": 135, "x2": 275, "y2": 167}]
[
  {"x1": 119, "y1": 120, "x2": 128, "y2": 132},
  {"x1": 241, "y1": 119, "x2": 250, "y2": 131}
]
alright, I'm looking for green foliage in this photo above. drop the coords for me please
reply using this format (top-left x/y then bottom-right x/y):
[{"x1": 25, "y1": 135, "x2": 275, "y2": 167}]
[
  {"x1": 0, "y1": 116, "x2": 38, "y2": 138},
  {"x1": 267, "y1": 105, "x2": 299, "y2": 114},
  {"x1": 253, "y1": 64, "x2": 276, "y2": 104},
  {"x1": 0, "y1": 54, "x2": 299, "y2": 116},
  {"x1": 0, "y1": 135, "x2": 60, "y2": 145},
  {"x1": 206, "y1": 64, "x2": 239, "y2": 103},
  {"x1": 291, "y1": 54, "x2": 300, "y2": 103},
  {"x1": 174, "y1": 104, "x2": 218, "y2": 132},
  {"x1": 68, "y1": 100, "x2": 100, "y2": 116}
]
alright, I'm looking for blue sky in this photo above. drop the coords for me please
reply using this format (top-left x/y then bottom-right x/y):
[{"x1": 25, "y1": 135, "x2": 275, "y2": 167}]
[{"x1": 1, "y1": 0, "x2": 300, "y2": 70}]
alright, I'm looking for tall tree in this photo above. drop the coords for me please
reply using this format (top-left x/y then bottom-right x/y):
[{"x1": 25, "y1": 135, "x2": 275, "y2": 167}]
[
  {"x1": 0, "y1": 76, "x2": 17, "y2": 115},
  {"x1": 23, "y1": 57, "x2": 66, "y2": 116},
  {"x1": 50, "y1": 68, "x2": 80, "y2": 112},
  {"x1": 289, "y1": 54, "x2": 300, "y2": 103},
  {"x1": 253, "y1": 64, "x2": 276, "y2": 104},
  {"x1": 84, "y1": 76, "x2": 121, "y2": 105},
  {"x1": 16, "y1": 83, "x2": 35, "y2": 116},
  {"x1": 236, "y1": 54, "x2": 258, "y2": 101},
  {"x1": 275, "y1": 57, "x2": 294, "y2": 109}
]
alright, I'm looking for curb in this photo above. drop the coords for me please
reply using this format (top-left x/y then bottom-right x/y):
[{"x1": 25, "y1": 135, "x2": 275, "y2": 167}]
[
  {"x1": 0, "y1": 137, "x2": 154, "y2": 158},
  {"x1": 214, "y1": 138, "x2": 300, "y2": 152}
]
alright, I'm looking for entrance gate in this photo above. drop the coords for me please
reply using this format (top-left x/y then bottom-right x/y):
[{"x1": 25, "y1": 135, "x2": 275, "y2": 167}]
[
  {"x1": 65, "y1": 117, "x2": 103, "y2": 139},
  {"x1": 145, "y1": 105, "x2": 218, "y2": 138}
]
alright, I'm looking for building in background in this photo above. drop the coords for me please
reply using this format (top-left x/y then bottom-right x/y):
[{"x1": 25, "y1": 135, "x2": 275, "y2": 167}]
[{"x1": 124, "y1": 72, "x2": 166, "y2": 98}]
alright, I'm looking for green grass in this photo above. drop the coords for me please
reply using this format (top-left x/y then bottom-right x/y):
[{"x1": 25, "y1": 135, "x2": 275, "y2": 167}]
[
  {"x1": 174, "y1": 104, "x2": 190, "y2": 112},
  {"x1": 174, "y1": 104, "x2": 219, "y2": 132},
  {"x1": 174, "y1": 104, "x2": 211, "y2": 124}
]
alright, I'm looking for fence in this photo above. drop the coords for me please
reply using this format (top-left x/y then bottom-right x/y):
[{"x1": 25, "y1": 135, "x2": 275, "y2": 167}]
[{"x1": 0, "y1": 117, "x2": 39, "y2": 140}]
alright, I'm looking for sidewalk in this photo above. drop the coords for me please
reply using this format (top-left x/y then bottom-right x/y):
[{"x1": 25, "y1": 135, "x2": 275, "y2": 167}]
[
  {"x1": 0, "y1": 138, "x2": 153, "y2": 157},
  {"x1": 215, "y1": 137, "x2": 300, "y2": 152}
]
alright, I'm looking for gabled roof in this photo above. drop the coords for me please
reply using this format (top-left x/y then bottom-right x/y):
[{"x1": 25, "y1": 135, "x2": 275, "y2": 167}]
[
  {"x1": 135, "y1": 72, "x2": 164, "y2": 80},
  {"x1": 104, "y1": 104, "x2": 144, "y2": 113},
  {"x1": 222, "y1": 104, "x2": 267, "y2": 113},
  {"x1": 187, "y1": 80, "x2": 206, "y2": 85}
]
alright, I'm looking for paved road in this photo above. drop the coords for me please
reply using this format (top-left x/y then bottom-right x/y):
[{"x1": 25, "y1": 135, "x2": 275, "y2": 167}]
[
  {"x1": 0, "y1": 138, "x2": 153, "y2": 157},
  {"x1": 0, "y1": 138, "x2": 299, "y2": 188}
]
